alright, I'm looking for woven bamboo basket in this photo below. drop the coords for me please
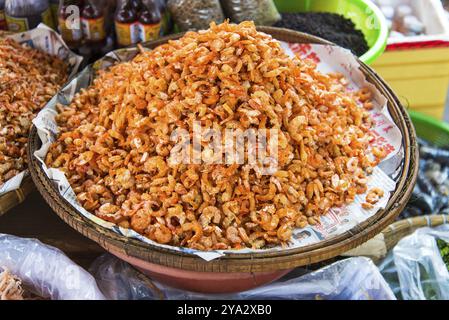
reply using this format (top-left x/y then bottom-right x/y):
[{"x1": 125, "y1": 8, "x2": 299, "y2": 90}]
[
  {"x1": 343, "y1": 214, "x2": 448, "y2": 264},
  {"x1": 382, "y1": 215, "x2": 449, "y2": 252},
  {"x1": 27, "y1": 27, "x2": 419, "y2": 292}
]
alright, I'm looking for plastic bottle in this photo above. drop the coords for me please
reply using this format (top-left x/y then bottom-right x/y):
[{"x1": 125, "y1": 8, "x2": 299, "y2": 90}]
[
  {"x1": 0, "y1": 0, "x2": 6, "y2": 30},
  {"x1": 114, "y1": 0, "x2": 139, "y2": 47},
  {"x1": 58, "y1": 0, "x2": 83, "y2": 48},
  {"x1": 138, "y1": 0, "x2": 161, "y2": 43},
  {"x1": 5, "y1": 0, "x2": 55, "y2": 32}
]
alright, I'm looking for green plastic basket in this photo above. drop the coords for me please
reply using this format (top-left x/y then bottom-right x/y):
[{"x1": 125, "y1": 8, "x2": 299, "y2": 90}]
[
  {"x1": 410, "y1": 110, "x2": 449, "y2": 147},
  {"x1": 274, "y1": 0, "x2": 389, "y2": 65}
]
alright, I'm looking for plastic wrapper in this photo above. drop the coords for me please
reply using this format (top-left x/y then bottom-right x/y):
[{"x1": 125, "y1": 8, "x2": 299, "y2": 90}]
[
  {"x1": 378, "y1": 225, "x2": 449, "y2": 300},
  {"x1": 220, "y1": 0, "x2": 280, "y2": 26},
  {"x1": 167, "y1": 0, "x2": 224, "y2": 31},
  {"x1": 90, "y1": 255, "x2": 395, "y2": 300},
  {"x1": 0, "y1": 234, "x2": 105, "y2": 300}
]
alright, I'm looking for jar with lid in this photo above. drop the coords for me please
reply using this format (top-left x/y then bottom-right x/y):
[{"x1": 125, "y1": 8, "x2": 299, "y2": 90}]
[
  {"x1": 5, "y1": 0, "x2": 56, "y2": 32},
  {"x1": 138, "y1": 0, "x2": 161, "y2": 42},
  {"x1": 58, "y1": 0, "x2": 83, "y2": 48},
  {"x1": 114, "y1": 0, "x2": 140, "y2": 47},
  {"x1": 167, "y1": 0, "x2": 224, "y2": 31}
]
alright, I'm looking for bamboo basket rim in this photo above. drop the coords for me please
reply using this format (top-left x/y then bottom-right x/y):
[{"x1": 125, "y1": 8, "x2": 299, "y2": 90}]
[
  {"x1": 27, "y1": 27, "x2": 419, "y2": 273},
  {"x1": 381, "y1": 215, "x2": 449, "y2": 252}
]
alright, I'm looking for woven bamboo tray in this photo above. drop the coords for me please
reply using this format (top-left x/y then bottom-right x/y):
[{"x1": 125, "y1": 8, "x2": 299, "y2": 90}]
[{"x1": 27, "y1": 27, "x2": 419, "y2": 280}]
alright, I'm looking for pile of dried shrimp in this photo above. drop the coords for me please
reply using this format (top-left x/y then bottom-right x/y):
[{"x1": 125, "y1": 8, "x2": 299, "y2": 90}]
[
  {"x1": 0, "y1": 38, "x2": 68, "y2": 187},
  {"x1": 46, "y1": 21, "x2": 385, "y2": 250}
]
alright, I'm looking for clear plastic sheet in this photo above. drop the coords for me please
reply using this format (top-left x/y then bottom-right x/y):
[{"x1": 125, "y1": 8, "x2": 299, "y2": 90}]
[
  {"x1": 167, "y1": 0, "x2": 225, "y2": 31},
  {"x1": 90, "y1": 255, "x2": 395, "y2": 300},
  {"x1": 378, "y1": 225, "x2": 449, "y2": 300},
  {"x1": 220, "y1": 0, "x2": 281, "y2": 26},
  {"x1": 0, "y1": 234, "x2": 105, "y2": 300}
]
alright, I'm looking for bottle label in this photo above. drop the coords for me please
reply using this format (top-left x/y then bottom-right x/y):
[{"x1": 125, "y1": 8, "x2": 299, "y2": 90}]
[
  {"x1": 58, "y1": 17, "x2": 82, "y2": 42},
  {"x1": 139, "y1": 22, "x2": 161, "y2": 42},
  {"x1": 5, "y1": 15, "x2": 29, "y2": 32},
  {"x1": 0, "y1": 10, "x2": 6, "y2": 30},
  {"x1": 115, "y1": 21, "x2": 140, "y2": 46},
  {"x1": 81, "y1": 16, "x2": 106, "y2": 41},
  {"x1": 6, "y1": 8, "x2": 55, "y2": 32}
]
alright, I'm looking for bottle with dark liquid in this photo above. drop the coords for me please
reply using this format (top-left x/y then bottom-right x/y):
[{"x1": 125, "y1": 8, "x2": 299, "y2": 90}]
[
  {"x1": 138, "y1": 0, "x2": 161, "y2": 43},
  {"x1": 81, "y1": 0, "x2": 106, "y2": 44},
  {"x1": 58, "y1": 0, "x2": 83, "y2": 48},
  {"x1": 5, "y1": 0, "x2": 55, "y2": 32},
  {"x1": 0, "y1": 0, "x2": 6, "y2": 30},
  {"x1": 114, "y1": 0, "x2": 139, "y2": 47}
]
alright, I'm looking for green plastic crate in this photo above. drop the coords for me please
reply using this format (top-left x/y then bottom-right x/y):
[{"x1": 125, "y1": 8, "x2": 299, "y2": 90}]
[{"x1": 410, "y1": 111, "x2": 449, "y2": 147}]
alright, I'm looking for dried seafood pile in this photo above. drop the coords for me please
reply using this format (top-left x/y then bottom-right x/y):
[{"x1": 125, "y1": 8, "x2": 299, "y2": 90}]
[
  {"x1": 0, "y1": 268, "x2": 24, "y2": 300},
  {"x1": 0, "y1": 38, "x2": 68, "y2": 187},
  {"x1": 46, "y1": 21, "x2": 385, "y2": 250}
]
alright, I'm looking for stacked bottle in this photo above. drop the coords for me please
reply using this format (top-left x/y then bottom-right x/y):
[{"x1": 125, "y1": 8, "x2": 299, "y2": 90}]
[
  {"x1": 114, "y1": 0, "x2": 139, "y2": 47},
  {"x1": 114, "y1": 0, "x2": 161, "y2": 48},
  {"x1": 81, "y1": 0, "x2": 107, "y2": 46},
  {"x1": 57, "y1": 0, "x2": 83, "y2": 48}
]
